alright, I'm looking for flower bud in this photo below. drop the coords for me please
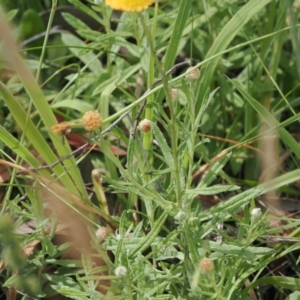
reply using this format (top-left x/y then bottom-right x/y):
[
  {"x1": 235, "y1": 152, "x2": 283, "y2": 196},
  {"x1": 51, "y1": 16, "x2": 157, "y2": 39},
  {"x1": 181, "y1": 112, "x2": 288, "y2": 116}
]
[
  {"x1": 175, "y1": 211, "x2": 186, "y2": 221},
  {"x1": 251, "y1": 208, "x2": 262, "y2": 218},
  {"x1": 96, "y1": 226, "x2": 111, "y2": 240},
  {"x1": 171, "y1": 88, "x2": 180, "y2": 101},
  {"x1": 200, "y1": 257, "x2": 214, "y2": 273},
  {"x1": 138, "y1": 119, "x2": 151, "y2": 133},
  {"x1": 82, "y1": 111, "x2": 102, "y2": 131},
  {"x1": 114, "y1": 266, "x2": 127, "y2": 277},
  {"x1": 186, "y1": 67, "x2": 200, "y2": 81}
]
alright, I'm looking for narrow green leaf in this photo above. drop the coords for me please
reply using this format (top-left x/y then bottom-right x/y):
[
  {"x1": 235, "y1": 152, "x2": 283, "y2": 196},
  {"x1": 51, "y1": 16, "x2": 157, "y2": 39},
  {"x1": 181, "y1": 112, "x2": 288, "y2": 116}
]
[
  {"x1": 200, "y1": 188, "x2": 262, "y2": 222},
  {"x1": 51, "y1": 99, "x2": 93, "y2": 113},
  {"x1": 163, "y1": 0, "x2": 191, "y2": 70},
  {"x1": 246, "y1": 276, "x2": 300, "y2": 292},
  {"x1": 209, "y1": 242, "x2": 274, "y2": 256},
  {"x1": 230, "y1": 79, "x2": 300, "y2": 159},
  {"x1": 127, "y1": 138, "x2": 135, "y2": 176},
  {"x1": 68, "y1": 0, "x2": 104, "y2": 25},
  {"x1": 61, "y1": 12, "x2": 91, "y2": 31},
  {"x1": 185, "y1": 224, "x2": 200, "y2": 268},
  {"x1": 198, "y1": 152, "x2": 231, "y2": 188},
  {"x1": 77, "y1": 29, "x2": 132, "y2": 42},
  {"x1": 61, "y1": 33, "x2": 102, "y2": 74},
  {"x1": 92, "y1": 64, "x2": 140, "y2": 97},
  {"x1": 99, "y1": 137, "x2": 173, "y2": 211},
  {"x1": 45, "y1": 259, "x2": 82, "y2": 268},
  {"x1": 195, "y1": 0, "x2": 272, "y2": 112},
  {"x1": 129, "y1": 208, "x2": 170, "y2": 258},
  {"x1": 185, "y1": 185, "x2": 240, "y2": 197},
  {"x1": 258, "y1": 169, "x2": 300, "y2": 195},
  {"x1": 0, "y1": 82, "x2": 64, "y2": 174},
  {"x1": 152, "y1": 122, "x2": 174, "y2": 169},
  {"x1": 209, "y1": 243, "x2": 255, "y2": 261},
  {"x1": 52, "y1": 286, "x2": 89, "y2": 300},
  {"x1": 98, "y1": 63, "x2": 141, "y2": 120},
  {"x1": 0, "y1": 126, "x2": 41, "y2": 168}
]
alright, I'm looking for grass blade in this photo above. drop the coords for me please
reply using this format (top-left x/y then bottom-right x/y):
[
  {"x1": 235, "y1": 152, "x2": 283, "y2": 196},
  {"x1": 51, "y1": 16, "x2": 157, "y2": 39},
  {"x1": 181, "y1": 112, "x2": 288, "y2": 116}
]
[
  {"x1": 230, "y1": 79, "x2": 300, "y2": 159},
  {"x1": 195, "y1": 0, "x2": 271, "y2": 111}
]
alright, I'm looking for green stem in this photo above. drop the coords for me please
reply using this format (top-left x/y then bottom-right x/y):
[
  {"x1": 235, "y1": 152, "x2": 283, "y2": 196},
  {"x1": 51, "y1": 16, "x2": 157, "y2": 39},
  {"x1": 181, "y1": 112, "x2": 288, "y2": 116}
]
[
  {"x1": 140, "y1": 14, "x2": 182, "y2": 209},
  {"x1": 184, "y1": 84, "x2": 197, "y2": 198},
  {"x1": 36, "y1": 0, "x2": 57, "y2": 82},
  {"x1": 139, "y1": 2, "x2": 159, "y2": 223},
  {"x1": 143, "y1": 1, "x2": 158, "y2": 151}
]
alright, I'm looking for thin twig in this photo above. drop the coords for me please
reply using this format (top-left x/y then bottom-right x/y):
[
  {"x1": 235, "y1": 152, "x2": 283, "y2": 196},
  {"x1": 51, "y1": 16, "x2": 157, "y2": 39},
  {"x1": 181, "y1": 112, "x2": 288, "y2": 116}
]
[
  {"x1": 20, "y1": 26, "x2": 63, "y2": 48},
  {"x1": 101, "y1": 110, "x2": 132, "y2": 135},
  {"x1": 130, "y1": 99, "x2": 147, "y2": 138}
]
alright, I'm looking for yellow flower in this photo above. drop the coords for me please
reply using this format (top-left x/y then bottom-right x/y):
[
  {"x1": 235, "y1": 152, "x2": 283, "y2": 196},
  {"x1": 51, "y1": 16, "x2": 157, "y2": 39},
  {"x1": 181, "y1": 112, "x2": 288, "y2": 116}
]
[{"x1": 105, "y1": 0, "x2": 154, "y2": 12}]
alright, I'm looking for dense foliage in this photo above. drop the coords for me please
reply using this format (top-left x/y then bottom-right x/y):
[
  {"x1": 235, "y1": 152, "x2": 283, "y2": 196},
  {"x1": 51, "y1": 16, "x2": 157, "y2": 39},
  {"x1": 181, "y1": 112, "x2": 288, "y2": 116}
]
[{"x1": 1, "y1": 0, "x2": 300, "y2": 299}]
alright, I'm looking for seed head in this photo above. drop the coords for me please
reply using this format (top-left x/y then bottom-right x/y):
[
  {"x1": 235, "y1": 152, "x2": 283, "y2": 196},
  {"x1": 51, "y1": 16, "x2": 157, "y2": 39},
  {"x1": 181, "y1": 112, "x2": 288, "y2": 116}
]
[
  {"x1": 96, "y1": 226, "x2": 111, "y2": 240},
  {"x1": 51, "y1": 122, "x2": 71, "y2": 135},
  {"x1": 200, "y1": 257, "x2": 214, "y2": 273},
  {"x1": 171, "y1": 89, "x2": 180, "y2": 101},
  {"x1": 82, "y1": 111, "x2": 102, "y2": 131},
  {"x1": 186, "y1": 67, "x2": 200, "y2": 81},
  {"x1": 138, "y1": 119, "x2": 151, "y2": 133}
]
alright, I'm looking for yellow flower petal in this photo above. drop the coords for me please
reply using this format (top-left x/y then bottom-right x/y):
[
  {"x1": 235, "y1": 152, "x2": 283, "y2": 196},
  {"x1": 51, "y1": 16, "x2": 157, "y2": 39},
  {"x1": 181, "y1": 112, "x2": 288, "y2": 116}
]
[{"x1": 105, "y1": 0, "x2": 154, "y2": 12}]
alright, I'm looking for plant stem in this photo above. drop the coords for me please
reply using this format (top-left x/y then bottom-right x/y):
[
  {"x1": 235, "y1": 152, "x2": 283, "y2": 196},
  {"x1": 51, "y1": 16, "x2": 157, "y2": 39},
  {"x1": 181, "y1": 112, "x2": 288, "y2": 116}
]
[
  {"x1": 36, "y1": 0, "x2": 57, "y2": 82},
  {"x1": 143, "y1": 1, "x2": 158, "y2": 151},
  {"x1": 140, "y1": 14, "x2": 183, "y2": 209}
]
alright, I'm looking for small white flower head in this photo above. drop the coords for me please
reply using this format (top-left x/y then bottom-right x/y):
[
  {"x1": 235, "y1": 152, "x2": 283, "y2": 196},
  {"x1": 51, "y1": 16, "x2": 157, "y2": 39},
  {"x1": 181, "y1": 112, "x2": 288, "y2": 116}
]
[
  {"x1": 175, "y1": 210, "x2": 186, "y2": 221},
  {"x1": 114, "y1": 266, "x2": 127, "y2": 277},
  {"x1": 96, "y1": 226, "x2": 111, "y2": 240},
  {"x1": 251, "y1": 208, "x2": 262, "y2": 218}
]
